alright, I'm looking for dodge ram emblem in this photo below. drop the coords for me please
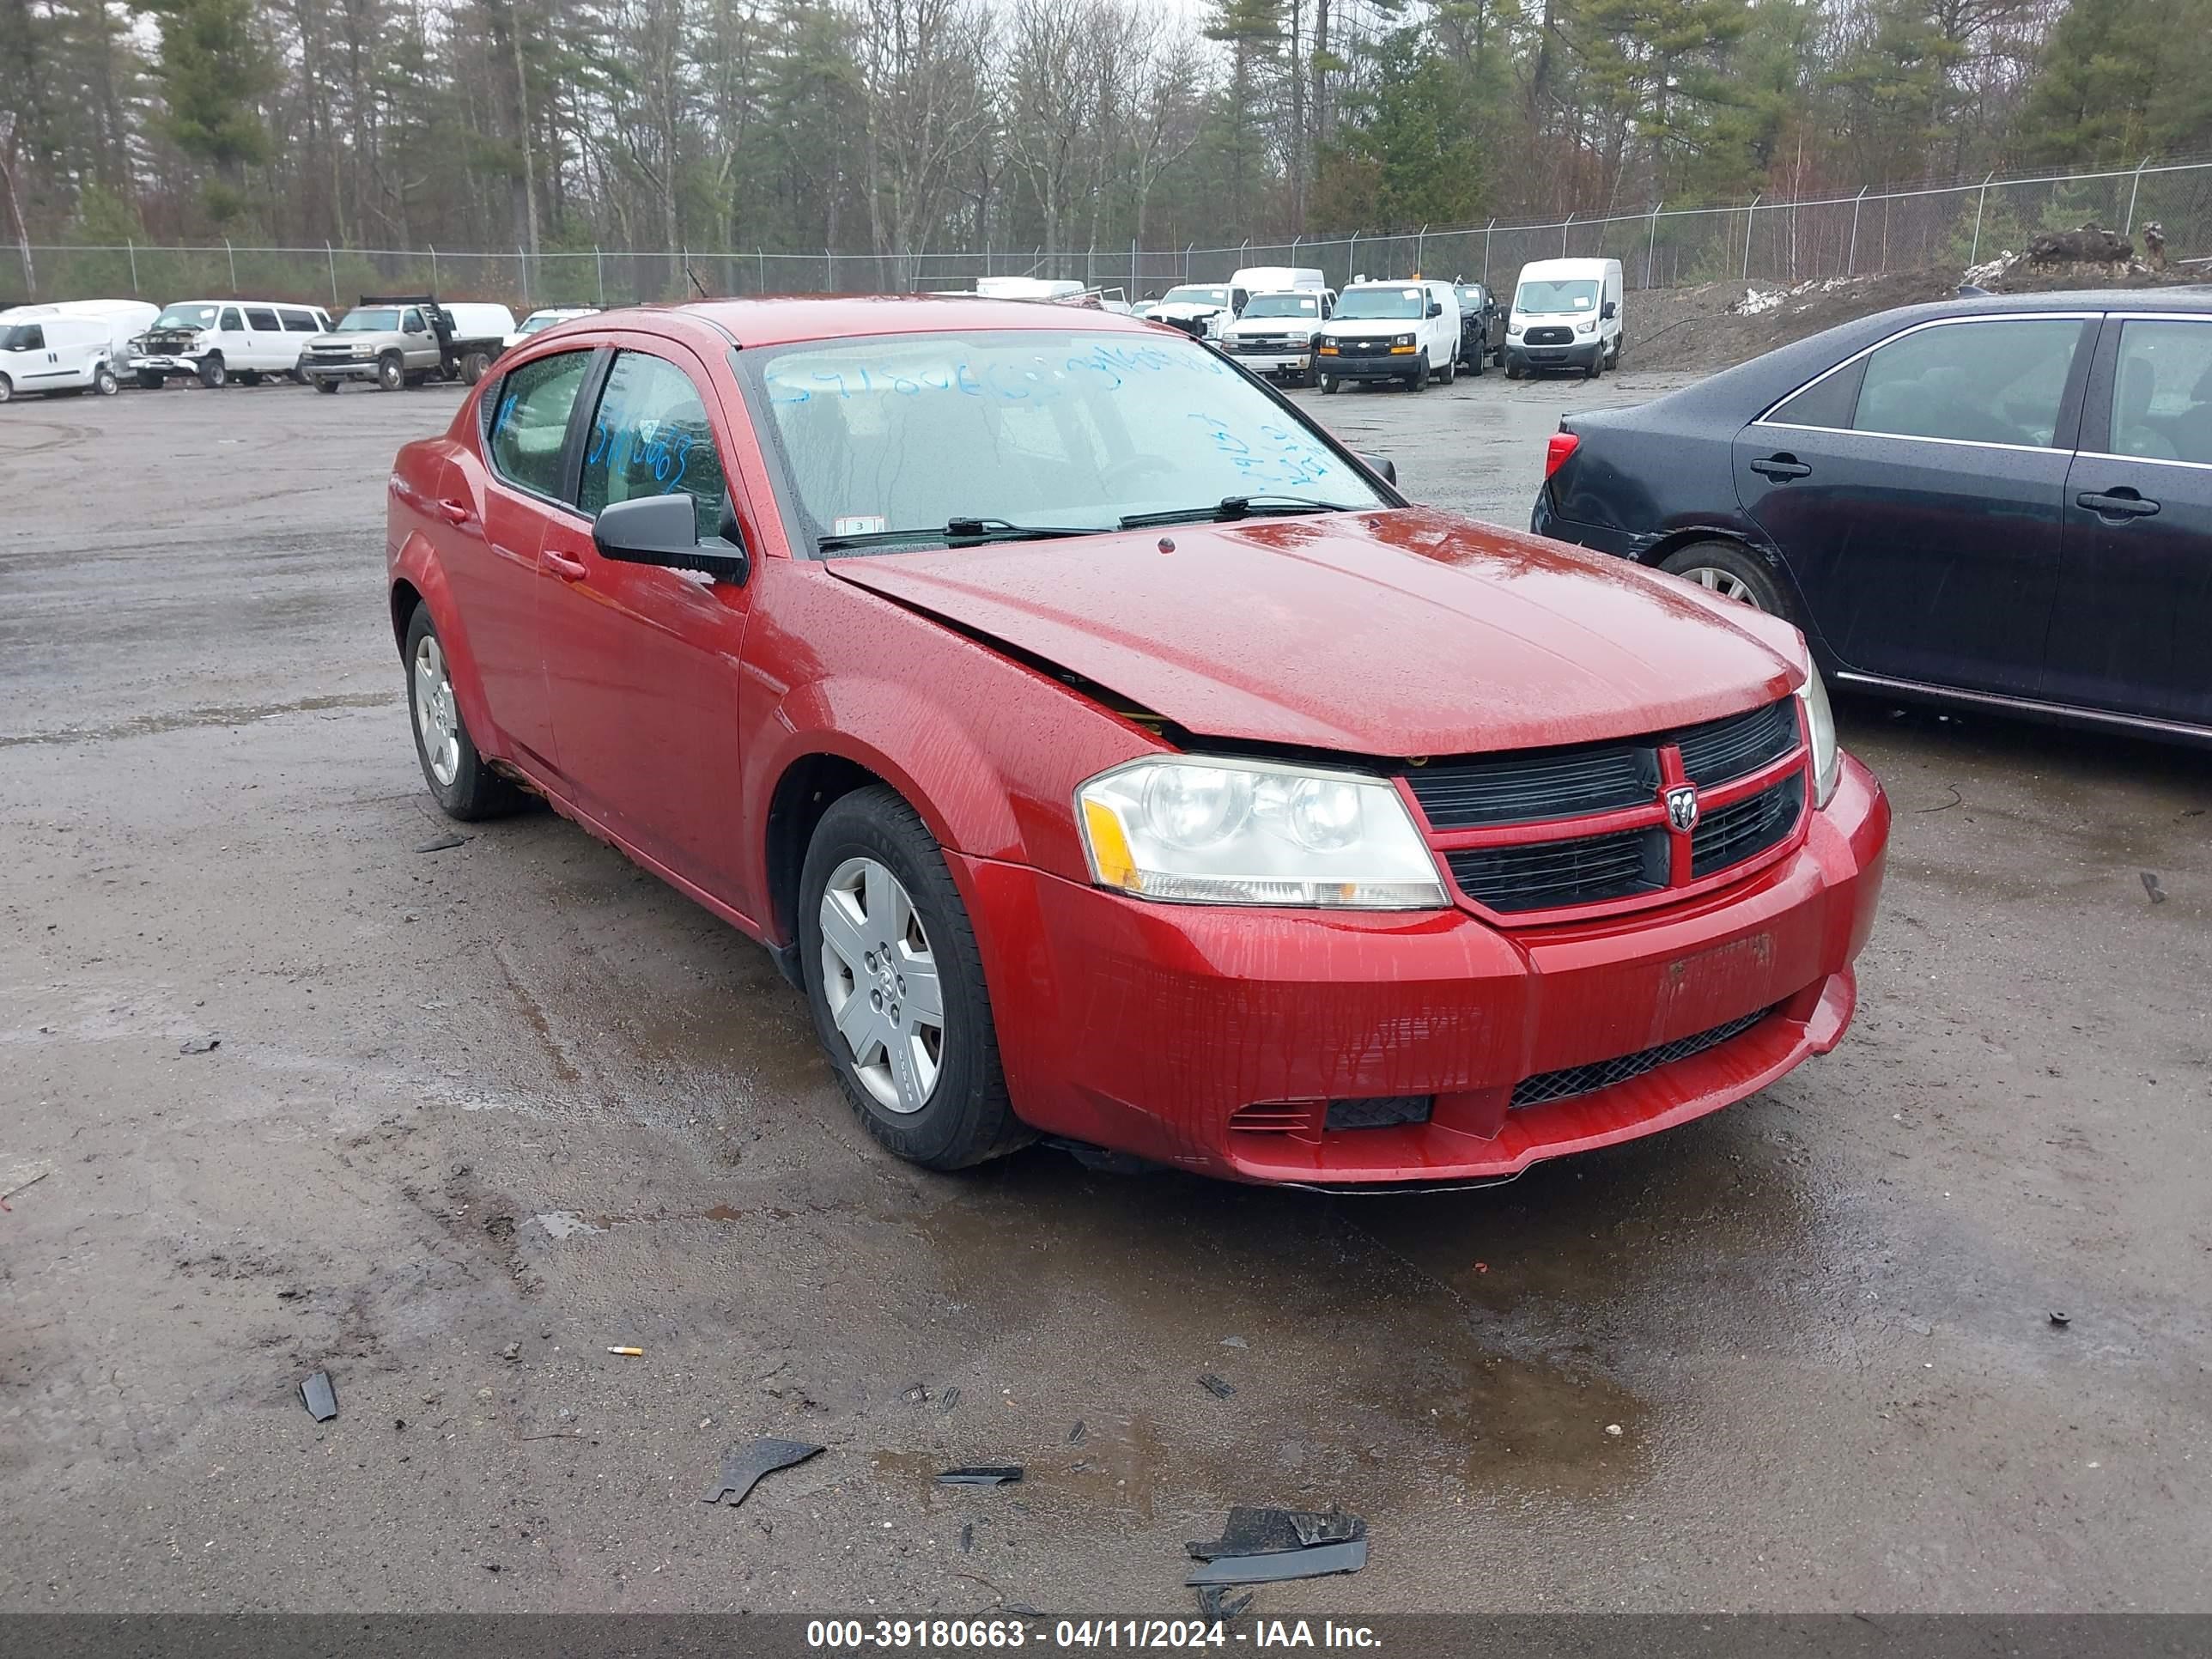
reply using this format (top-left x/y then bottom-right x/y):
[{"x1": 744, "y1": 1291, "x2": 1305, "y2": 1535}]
[{"x1": 1665, "y1": 785, "x2": 1700, "y2": 832}]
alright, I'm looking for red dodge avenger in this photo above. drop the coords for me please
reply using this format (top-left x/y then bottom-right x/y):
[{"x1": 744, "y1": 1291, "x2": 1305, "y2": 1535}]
[{"x1": 386, "y1": 297, "x2": 1889, "y2": 1186}]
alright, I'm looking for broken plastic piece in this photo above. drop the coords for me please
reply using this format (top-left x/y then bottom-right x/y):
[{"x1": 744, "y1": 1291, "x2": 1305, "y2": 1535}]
[
  {"x1": 1188, "y1": 1507, "x2": 1364, "y2": 1559},
  {"x1": 414, "y1": 834, "x2": 470, "y2": 854},
  {"x1": 937, "y1": 1466, "x2": 1024, "y2": 1486},
  {"x1": 2142, "y1": 872, "x2": 2166, "y2": 904},
  {"x1": 702, "y1": 1437, "x2": 823, "y2": 1507},
  {"x1": 1186, "y1": 1539, "x2": 1366, "y2": 1586},
  {"x1": 1197, "y1": 1373, "x2": 1237, "y2": 1399},
  {"x1": 299, "y1": 1370, "x2": 338, "y2": 1422},
  {"x1": 1196, "y1": 1585, "x2": 1254, "y2": 1620},
  {"x1": 179, "y1": 1036, "x2": 221, "y2": 1055}
]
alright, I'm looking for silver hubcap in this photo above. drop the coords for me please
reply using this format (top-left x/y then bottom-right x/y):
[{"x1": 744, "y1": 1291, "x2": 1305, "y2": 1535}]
[
  {"x1": 412, "y1": 635, "x2": 461, "y2": 787},
  {"x1": 818, "y1": 856, "x2": 945, "y2": 1115},
  {"x1": 1682, "y1": 566, "x2": 1759, "y2": 607}
]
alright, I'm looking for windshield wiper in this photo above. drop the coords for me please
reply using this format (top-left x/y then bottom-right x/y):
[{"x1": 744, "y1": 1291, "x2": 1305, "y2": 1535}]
[
  {"x1": 817, "y1": 516, "x2": 1114, "y2": 554},
  {"x1": 1119, "y1": 495, "x2": 1355, "y2": 529}
]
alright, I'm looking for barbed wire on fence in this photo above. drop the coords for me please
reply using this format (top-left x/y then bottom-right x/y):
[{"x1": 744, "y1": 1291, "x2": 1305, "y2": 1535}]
[{"x1": 11, "y1": 156, "x2": 2211, "y2": 311}]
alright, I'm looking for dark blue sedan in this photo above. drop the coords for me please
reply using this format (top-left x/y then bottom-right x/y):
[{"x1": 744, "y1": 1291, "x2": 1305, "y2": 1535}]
[{"x1": 1532, "y1": 289, "x2": 2212, "y2": 741}]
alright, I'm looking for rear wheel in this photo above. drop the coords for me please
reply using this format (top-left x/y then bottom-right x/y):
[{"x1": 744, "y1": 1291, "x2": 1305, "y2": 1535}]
[
  {"x1": 404, "y1": 606, "x2": 525, "y2": 821},
  {"x1": 377, "y1": 353, "x2": 404, "y2": 392},
  {"x1": 92, "y1": 364, "x2": 118, "y2": 396},
  {"x1": 197, "y1": 355, "x2": 227, "y2": 389},
  {"x1": 459, "y1": 349, "x2": 491, "y2": 385},
  {"x1": 800, "y1": 787, "x2": 1029, "y2": 1170},
  {"x1": 1437, "y1": 354, "x2": 1456, "y2": 386},
  {"x1": 1658, "y1": 541, "x2": 1791, "y2": 619}
]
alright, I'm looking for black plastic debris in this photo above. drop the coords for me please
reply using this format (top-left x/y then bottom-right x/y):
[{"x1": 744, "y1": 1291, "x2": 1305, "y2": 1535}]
[
  {"x1": 938, "y1": 1387, "x2": 961, "y2": 1413},
  {"x1": 938, "y1": 1466, "x2": 1024, "y2": 1486},
  {"x1": 179, "y1": 1036, "x2": 221, "y2": 1055},
  {"x1": 1196, "y1": 1586, "x2": 1254, "y2": 1620},
  {"x1": 1066, "y1": 1420, "x2": 1086, "y2": 1445},
  {"x1": 702, "y1": 1437, "x2": 823, "y2": 1507},
  {"x1": 1187, "y1": 1540, "x2": 1365, "y2": 1586},
  {"x1": 959, "y1": 1522, "x2": 975, "y2": 1553},
  {"x1": 2050, "y1": 1311, "x2": 2071, "y2": 1328},
  {"x1": 2142, "y1": 872, "x2": 2167, "y2": 904},
  {"x1": 415, "y1": 833, "x2": 471, "y2": 854},
  {"x1": 298, "y1": 1370, "x2": 338, "y2": 1422},
  {"x1": 1197, "y1": 1374, "x2": 1237, "y2": 1400},
  {"x1": 1185, "y1": 1507, "x2": 1367, "y2": 1587}
]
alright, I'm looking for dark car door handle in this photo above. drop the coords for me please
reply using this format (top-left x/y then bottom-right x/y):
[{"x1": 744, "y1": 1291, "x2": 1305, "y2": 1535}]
[
  {"x1": 2076, "y1": 489, "x2": 2160, "y2": 520},
  {"x1": 543, "y1": 547, "x2": 590, "y2": 580},
  {"x1": 1751, "y1": 455, "x2": 1813, "y2": 480}
]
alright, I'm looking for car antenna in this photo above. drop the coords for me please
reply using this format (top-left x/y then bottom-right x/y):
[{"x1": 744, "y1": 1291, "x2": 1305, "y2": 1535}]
[{"x1": 686, "y1": 264, "x2": 713, "y2": 301}]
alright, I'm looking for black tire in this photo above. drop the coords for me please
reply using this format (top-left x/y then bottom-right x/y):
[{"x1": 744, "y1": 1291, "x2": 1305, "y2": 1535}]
[
  {"x1": 1410, "y1": 351, "x2": 1430, "y2": 391},
  {"x1": 1437, "y1": 354, "x2": 1456, "y2": 386},
  {"x1": 313, "y1": 377, "x2": 340, "y2": 394},
  {"x1": 1609, "y1": 335, "x2": 1624, "y2": 368},
  {"x1": 1302, "y1": 356, "x2": 1321, "y2": 389},
  {"x1": 236, "y1": 369, "x2": 262, "y2": 386},
  {"x1": 197, "y1": 355, "x2": 227, "y2": 389},
  {"x1": 1319, "y1": 374, "x2": 1338, "y2": 394},
  {"x1": 92, "y1": 364, "x2": 118, "y2": 397},
  {"x1": 1656, "y1": 540, "x2": 1794, "y2": 620},
  {"x1": 1505, "y1": 359, "x2": 1524, "y2": 380},
  {"x1": 799, "y1": 785, "x2": 1029, "y2": 1171},
  {"x1": 459, "y1": 349, "x2": 491, "y2": 386},
  {"x1": 0, "y1": 374, "x2": 11, "y2": 404},
  {"x1": 1583, "y1": 351, "x2": 1601, "y2": 380},
  {"x1": 137, "y1": 371, "x2": 163, "y2": 391},
  {"x1": 1468, "y1": 344, "x2": 1485, "y2": 377},
  {"x1": 402, "y1": 605, "x2": 525, "y2": 822},
  {"x1": 377, "y1": 353, "x2": 404, "y2": 392}
]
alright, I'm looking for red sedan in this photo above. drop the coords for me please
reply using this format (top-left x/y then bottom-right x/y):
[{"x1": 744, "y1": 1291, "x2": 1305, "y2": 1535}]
[{"x1": 386, "y1": 298, "x2": 1889, "y2": 1186}]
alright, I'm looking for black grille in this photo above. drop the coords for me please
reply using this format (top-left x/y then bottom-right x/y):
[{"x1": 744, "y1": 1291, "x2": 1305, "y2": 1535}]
[
  {"x1": 1325, "y1": 1095, "x2": 1434, "y2": 1132},
  {"x1": 1407, "y1": 743, "x2": 1656, "y2": 830},
  {"x1": 1675, "y1": 700, "x2": 1800, "y2": 786},
  {"x1": 1511, "y1": 1005, "x2": 1778, "y2": 1109},
  {"x1": 1448, "y1": 827, "x2": 1667, "y2": 914},
  {"x1": 1692, "y1": 774, "x2": 1804, "y2": 878},
  {"x1": 1334, "y1": 338, "x2": 1390, "y2": 356},
  {"x1": 1524, "y1": 326, "x2": 1575, "y2": 345}
]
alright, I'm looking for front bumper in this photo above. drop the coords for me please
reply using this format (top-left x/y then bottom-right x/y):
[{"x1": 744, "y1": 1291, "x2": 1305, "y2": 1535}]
[
  {"x1": 1228, "y1": 350, "x2": 1314, "y2": 377},
  {"x1": 1510, "y1": 338, "x2": 1602, "y2": 372},
  {"x1": 1320, "y1": 351, "x2": 1420, "y2": 380},
  {"x1": 304, "y1": 358, "x2": 382, "y2": 380},
  {"x1": 130, "y1": 356, "x2": 205, "y2": 376},
  {"x1": 957, "y1": 754, "x2": 1887, "y2": 1185}
]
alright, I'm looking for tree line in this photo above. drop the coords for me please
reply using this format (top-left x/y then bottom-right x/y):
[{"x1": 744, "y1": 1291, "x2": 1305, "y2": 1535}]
[{"x1": 3, "y1": 0, "x2": 2210, "y2": 274}]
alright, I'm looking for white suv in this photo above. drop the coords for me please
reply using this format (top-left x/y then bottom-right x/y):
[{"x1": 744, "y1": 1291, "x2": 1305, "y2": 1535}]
[{"x1": 131, "y1": 301, "x2": 334, "y2": 389}]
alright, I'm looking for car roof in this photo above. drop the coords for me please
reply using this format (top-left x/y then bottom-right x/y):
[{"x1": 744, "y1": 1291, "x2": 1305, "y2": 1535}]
[{"x1": 635, "y1": 295, "x2": 1175, "y2": 348}]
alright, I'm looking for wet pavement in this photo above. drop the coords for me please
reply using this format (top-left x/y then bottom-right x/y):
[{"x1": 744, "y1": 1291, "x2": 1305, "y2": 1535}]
[{"x1": 2, "y1": 371, "x2": 2208, "y2": 1613}]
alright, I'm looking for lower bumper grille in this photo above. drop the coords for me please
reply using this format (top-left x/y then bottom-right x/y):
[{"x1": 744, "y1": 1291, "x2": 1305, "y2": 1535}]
[{"x1": 1512, "y1": 1005, "x2": 1778, "y2": 1109}]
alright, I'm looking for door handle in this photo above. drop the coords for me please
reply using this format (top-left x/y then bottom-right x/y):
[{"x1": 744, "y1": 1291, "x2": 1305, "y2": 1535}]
[
  {"x1": 543, "y1": 548, "x2": 590, "y2": 580},
  {"x1": 434, "y1": 498, "x2": 473, "y2": 525},
  {"x1": 2075, "y1": 489, "x2": 2160, "y2": 520},
  {"x1": 1751, "y1": 455, "x2": 1813, "y2": 480}
]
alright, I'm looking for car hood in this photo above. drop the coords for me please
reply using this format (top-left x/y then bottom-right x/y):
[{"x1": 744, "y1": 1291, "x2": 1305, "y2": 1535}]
[{"x1": 825, "y1": 507, "x2": 1804, "y2": 757}]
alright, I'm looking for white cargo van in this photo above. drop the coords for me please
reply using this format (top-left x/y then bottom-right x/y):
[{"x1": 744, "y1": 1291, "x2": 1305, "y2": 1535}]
[
  {"x1": 0, "y1": 313, "x2": 124, "y2": 401},
  {"x1": 1504, "y1": 258, "x2": 1623, "y2": 379},
  {"x1": 1314, "y1": 277, "x2": 1462, "y2": 392}
]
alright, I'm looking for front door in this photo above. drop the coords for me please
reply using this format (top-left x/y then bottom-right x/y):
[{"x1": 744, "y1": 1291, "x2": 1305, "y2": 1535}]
[
  {"x1": 1735, "y1": 313, "x2": 2093, "y2": 696},
  {"x1": 2046, "y1": 314, "x2": 2212, "y2": 727},
  {"x1": 537, "y1": 342, "x2": 756, "y2": 908}
]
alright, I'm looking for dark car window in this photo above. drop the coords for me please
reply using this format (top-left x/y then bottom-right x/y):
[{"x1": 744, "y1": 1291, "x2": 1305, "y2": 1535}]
[
  {"x1": 1766, "y1": 358, "x2": 1869, "y2": 430},
  {"x1": 488, "y1": 349, "x2": 593, "y2": 499},
  {"x1": 403, "y1": 308, "x2": 427, "y2": 334},
  {"x1": 4, "y1": 323, "x2": 44, "y2": 350},
  {"x1": 1853, "y1": 318, "x2": 2086, "y2": 448},
  {"x1": 2108, "y1": 319, "x2": 2212, "y2": 465},
  {"x1": 279, "y1": 309, "x2": 319, "y2": 332},
  {"x1": 245, "y1": 307, "x2": 282, "y2": 331},
  {"x1": 219, "y1": 307, "x2": 244, "y2": 331},
  {"x1": 580, "y1": 352, "x2": 729, "y2": 539}
]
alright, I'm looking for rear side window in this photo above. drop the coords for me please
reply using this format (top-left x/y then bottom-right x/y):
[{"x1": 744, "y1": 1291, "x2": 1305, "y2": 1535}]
[
  {"x1": 220, "y1": 307, "x2": 244, "y2": 331},
  {"x1": 2108, "y1": 319, "x2": 2212, "y2": 465},
  {"x1": 1766, "y1": 358, "x2": 1868, "y2": 430},
  {"x1": 1853, "y1": 318, "x2": 2086, "y2": 448},
  {"x1": 245, "y1": 307, "x2": 281, "y2": 331},
  {"x1": 279, "y1": 309, "x2": 318, "y2": 332},
  {"x1": 580, "y1": 352, "x2": 729, "y2": 539},
  {"x1": 488, "y1": 350, "x2": 593, "y2": 499}
]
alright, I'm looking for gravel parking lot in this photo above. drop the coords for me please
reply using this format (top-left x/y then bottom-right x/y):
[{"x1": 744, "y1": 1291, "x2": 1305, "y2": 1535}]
[{"x1": 3, "y1": 367, "x2": 2207, "y2": 1614}]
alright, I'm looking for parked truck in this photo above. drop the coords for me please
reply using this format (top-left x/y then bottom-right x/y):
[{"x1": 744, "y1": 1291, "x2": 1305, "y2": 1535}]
[{"x1": 301, "y1": 295, "x2": 517, "y2": 392}]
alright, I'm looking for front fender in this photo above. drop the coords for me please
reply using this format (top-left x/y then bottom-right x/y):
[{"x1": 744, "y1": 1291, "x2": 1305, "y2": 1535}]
[{"x1": 387, "y1": 525, "x2": 501, "y2": 763}]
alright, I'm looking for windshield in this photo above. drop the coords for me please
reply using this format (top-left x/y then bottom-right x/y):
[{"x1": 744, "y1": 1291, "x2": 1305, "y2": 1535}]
[
  {"x1": 1516, "y1": 279, "x2": 1600, "y2": 313},
  {"x1": 154, "y1": 304, "x2": 220, "y2": 330},
  {"x1": 1334, "y1": 286, "x2": 1425, "y2": 320},
  {"x1": 1455, "y1": 287, "x2": 1486, "y2": 310},
  {"x1": 1241, "y1": 294, "x2": 1320, "y2": 319},
  {"x1": 1160, "y1": 286, "x2": 1229, "y2": 307},
  {"x1": 337, "y1": 308, "x2": 401, "y2": 331},
  {"x1": 517, "y1": 313, "x2": 567, "y2": 335},
  {"x1": 747, "y1": 330, "x2": 1389, "y2": 555}
]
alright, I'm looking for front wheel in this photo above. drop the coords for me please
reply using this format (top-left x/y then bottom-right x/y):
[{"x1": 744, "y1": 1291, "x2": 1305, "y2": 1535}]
[
  {"x1": 800, "y1": 786, "x2": 1029, "y2": 1170},
  {"x1": 313, "y1": 376, "x2": 339, "y2": 393},
  {"x1": 1319, "y1": 374, "x2": 1338, "y2": 394},
  {"x1": 1505, "y1": 359, "x2": 1524, "y2": 380},
  {"x1": 1410, "y1": 351, "x2": 1430, "y2": 391},
  {"x1": 92, "y1": 365, "x2": 118, "y2": 396},
  {"x1": 1302, "y1": 357, "x2": 1321, "y2": 389},
  {"x1": 197, "y1": 355, "x2": 227, "y2": 389},
  {"x1": 1657, "y1": 541, "x2": 1792, "y2": 619},
  {"x1": 1609, "y1": 336, "x2": 1624, "y2": 368},
  {"x1": 403, "y1": 606, "x2": 525, "y2": 821},
  {"x1": 377, "y1": 354, "x2": 404, "y2": 392},
  {"x1": 0, "y1": 374, "x2": 12, "y2": 404}
]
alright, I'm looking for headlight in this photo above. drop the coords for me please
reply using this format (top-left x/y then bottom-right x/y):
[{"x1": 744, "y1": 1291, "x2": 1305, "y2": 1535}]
[
  {"x1": 1797, "y1": 659, "x2": 1841, "y2": 808},
  {"x1": 1076, "y1": 757, "x2": 1446, "y2": 909},
  {"x1": 1392, "y1": 333, "x2": 1415, "y2": 348},
  {"x1": 1576, "y1": 318, "x2": 1596, "y2": 335},
  {"x1": 1506, "y1": 322, "x2": 1523, "y2": 337}
]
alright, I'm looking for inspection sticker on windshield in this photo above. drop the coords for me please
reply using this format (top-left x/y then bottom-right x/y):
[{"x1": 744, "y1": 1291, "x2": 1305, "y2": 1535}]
[{"x1": 833, "y1": 514, "x2": 887, "y2": 537}]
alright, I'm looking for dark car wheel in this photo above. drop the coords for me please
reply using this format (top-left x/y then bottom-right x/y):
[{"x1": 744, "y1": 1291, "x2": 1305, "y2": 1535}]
[
  {"x1": 377, "y1": 353, "x2": 404, "y2": 392},
  {"x1": 404, "y1": 606, "x2": 525, "y2": 821},
  {"x1": 1658, "y1": 541, "x2": 1792, "y2": 619},
  {"x1": 314, "y1": 377, "x2": 340, "y2": 393},
  {"x1": 1468, "y1": 344, "x2": 1485, "y2": 377},
  {"x1": 1410, "y1": 351, "x2": 1430, "y2": 391},
  {"x1": 237, "y1": 369, "x2": 262, "y2": 386},
  {"x1": 1319, "y1": 374, "x2": 1338, "y2": 394},
  {"x1": 1505, "y1": 359, "x2": 1523, "y2": 380},
  {"x1": 459, "y1": 349, "x2": 492, "y2": 385},
  {"x1": 197, "y1": 355, "x2": 227, "y2": 389},
  {"x1": 92, "y1": 364, "x2": 118, "y2": 396},
  {"x1": 800, "y1": 786, "x2": 1029, "y2": 1171}
]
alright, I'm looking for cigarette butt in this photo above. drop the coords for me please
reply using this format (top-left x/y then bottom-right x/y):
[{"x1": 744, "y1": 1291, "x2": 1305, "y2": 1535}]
[{"x1": 606, "y1": 1346, "x2": 643, "y2": 1357}]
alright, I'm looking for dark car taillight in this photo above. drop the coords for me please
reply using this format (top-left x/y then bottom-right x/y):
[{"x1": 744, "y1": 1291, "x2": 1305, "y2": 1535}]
[{"x1": 1544, "y1": 430, "x2": 1581, "y2": 479}]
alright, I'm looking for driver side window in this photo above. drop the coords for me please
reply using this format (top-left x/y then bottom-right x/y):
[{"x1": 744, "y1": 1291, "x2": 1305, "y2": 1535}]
[{"x1": 1852, "y1": 318, "x2": 2087, "y2": 447}]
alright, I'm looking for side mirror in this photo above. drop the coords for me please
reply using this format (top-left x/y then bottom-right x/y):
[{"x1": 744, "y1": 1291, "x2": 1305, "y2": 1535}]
[
  {"x1": 1426, "y1": 301, "x2": 1444, "y2": 318},
  {"x1": 1360, "y1": 453, "x2": 1397, "y2": 486},
  {"x1": 593, "y1": 494, "x2": 750, "y2": 584},
  {"x1": 1601, "y1": 300, "x2": 1618, "y2": 319}
]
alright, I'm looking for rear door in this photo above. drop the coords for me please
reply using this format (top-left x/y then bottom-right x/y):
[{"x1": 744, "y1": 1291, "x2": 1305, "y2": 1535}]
[
  {"x1": 2046, "y1": 313, "x2": 2212, "y2": 726},
  {"x1": 1734, "y1": 313, "x2": 2093, "y2": 696}
]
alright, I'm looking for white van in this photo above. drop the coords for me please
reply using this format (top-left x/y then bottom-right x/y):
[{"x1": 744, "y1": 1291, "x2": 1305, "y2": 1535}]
[
  {"x1": 0, "y1": 313, "x2": 124, "y2": 401},
  {"x1": 1504, "y1": 258, "x2": 1623, "y2": 379},
  {"x1": 1230, "y1": 265, "x2": 1327, "y2": 298},
  {"x1": 131, "y1": 299, "x2": 336, "y2": 388},
  {"x1": 1314, "y1": 277, "x2": 1462, "y2": 392}
]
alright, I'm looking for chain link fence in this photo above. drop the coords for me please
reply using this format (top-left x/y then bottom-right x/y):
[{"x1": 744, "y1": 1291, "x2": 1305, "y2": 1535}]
[{"x1": 10, "y1": 158, "x2": 2211, "y2": 312}]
